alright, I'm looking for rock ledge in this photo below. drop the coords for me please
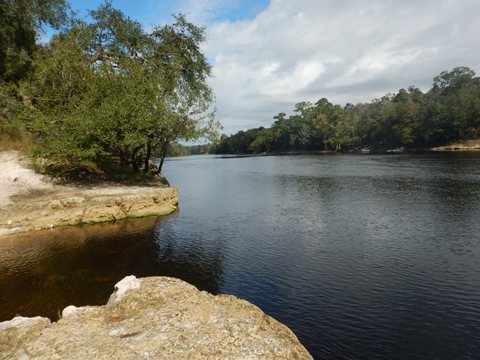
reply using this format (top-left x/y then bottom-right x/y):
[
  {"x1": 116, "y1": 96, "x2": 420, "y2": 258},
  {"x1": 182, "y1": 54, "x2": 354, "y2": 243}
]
[
  {"x1": 0, "y1": 186, "x2": 178, "y2": 236},
  {"x1": 0, "y1": 151, "x2": 179, "y2": 236},
  {"x1": 0, "y1": 275, "x2": 312, "y2": 359}
]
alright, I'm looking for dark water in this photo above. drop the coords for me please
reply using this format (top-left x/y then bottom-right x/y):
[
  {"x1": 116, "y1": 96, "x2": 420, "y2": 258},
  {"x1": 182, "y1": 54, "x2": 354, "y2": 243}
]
[{"x1": 2, "y1": 153, "x2": 480, "y2": 359}]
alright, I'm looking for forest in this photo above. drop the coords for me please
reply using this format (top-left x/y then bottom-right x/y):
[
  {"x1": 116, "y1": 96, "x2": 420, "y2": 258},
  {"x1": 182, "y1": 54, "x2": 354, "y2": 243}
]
[
  {"x1": 213, "y1": 67, "x2": 480, "y2": 154},
  {"x1": 0, "y1": 0, "x2": 218, "y2": 176}
]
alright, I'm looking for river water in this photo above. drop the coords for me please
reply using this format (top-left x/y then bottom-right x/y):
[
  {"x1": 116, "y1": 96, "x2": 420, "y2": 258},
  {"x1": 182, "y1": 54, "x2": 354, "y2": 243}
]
[{"x1": 1, "y1": 153, "x2": 480, "y2": 359}]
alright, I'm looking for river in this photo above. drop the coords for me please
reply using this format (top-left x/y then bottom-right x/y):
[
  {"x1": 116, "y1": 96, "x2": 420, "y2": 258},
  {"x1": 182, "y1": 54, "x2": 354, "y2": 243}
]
[{"x1": 1, "y1": 153, "x2": 480, "y2": 359}]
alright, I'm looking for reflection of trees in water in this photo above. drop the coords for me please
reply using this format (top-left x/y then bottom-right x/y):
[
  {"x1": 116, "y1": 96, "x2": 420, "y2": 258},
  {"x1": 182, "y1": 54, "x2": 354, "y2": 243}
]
[{"x1": 0, "y1": 216, "x2": 225, "y2": 321}]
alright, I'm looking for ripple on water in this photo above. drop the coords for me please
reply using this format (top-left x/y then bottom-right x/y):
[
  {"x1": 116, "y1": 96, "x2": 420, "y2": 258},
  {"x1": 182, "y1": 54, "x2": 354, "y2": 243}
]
[{"x1": 1, "y1": 153, "x2": 480, "y2": 359}]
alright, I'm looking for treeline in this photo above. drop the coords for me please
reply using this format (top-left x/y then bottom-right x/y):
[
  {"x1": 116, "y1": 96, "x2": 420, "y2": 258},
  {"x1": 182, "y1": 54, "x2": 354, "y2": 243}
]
[
  {"x1": 0, "y1": 0, "x2": 218, "y2": 176},
  {"x1": 214, "y1": 67, "x2": 480, "y2": 154},
  {"x1": 163, "y1": 142, "x2": 212, "y2": 157}
]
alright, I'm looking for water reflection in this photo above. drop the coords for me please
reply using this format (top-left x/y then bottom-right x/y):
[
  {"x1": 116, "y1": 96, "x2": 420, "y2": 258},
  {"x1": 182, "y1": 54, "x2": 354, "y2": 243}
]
[
  {"x1": 0, "y1": 215, "x2": 225, "y2": 321},
  {"x1": 1, "y1": 153, "x2": 480, "y2": 360},
  {"x1": 152, "y1": 213, "x2": 226, "y2": 294},
  {"x1": 161, "y1": 153, "x2": 480, "y2": 360}
]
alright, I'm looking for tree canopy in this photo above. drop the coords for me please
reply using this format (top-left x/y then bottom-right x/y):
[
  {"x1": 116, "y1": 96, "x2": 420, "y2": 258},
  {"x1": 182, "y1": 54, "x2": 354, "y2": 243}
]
[
  {"x1": 213, "y1": 67, "x2": 480, "y2": 154},
  {"x1": 1, "y1": 1, "x2": 218, "y2": 175},
  {"x1": 0, "y1": 0, "x2": 70, "y2": 82}
]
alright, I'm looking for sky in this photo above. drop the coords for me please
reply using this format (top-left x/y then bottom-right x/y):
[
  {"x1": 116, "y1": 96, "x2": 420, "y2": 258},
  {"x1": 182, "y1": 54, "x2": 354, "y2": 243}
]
[{"x1": 68, "y1": 0, "x2": 480, "y2": 134}]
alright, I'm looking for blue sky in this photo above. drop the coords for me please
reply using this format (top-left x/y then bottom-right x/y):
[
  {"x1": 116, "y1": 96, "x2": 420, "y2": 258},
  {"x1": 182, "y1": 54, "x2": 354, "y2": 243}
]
[
  {"x1": 68, "y1": 0, "x2": 269, "y2": 25},
  {"x1": 60, "y1": 1, "x2": 480, "y2": 135}
]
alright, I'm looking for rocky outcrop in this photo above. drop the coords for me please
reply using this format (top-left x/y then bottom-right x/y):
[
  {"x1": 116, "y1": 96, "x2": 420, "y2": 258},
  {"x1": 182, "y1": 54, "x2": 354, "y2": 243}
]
[
  {"x1": 0, "y1": 186, "x2": 178, "y2": 236},
  {"x1": 0, "y1": 275, "x2": 312, "y2": 359},
  {"x1": 0, "y1": 151, "x2": 179, "y2": 236}
]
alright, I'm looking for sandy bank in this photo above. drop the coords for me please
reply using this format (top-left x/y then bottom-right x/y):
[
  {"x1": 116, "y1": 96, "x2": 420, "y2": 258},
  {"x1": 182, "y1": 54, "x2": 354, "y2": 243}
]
[
  {"x1": 0, "y1": 151, "x2": 60, "y2": 208},
  {"x1": 431, "y1": 139, "x2": 480, "y2": 151},
  {"x1": 0, "y1": 152, "x2": 178, "y2": 236}
]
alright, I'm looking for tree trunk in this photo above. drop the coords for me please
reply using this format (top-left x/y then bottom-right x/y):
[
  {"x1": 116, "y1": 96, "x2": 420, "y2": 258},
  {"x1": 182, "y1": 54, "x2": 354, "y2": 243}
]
[
  {"x1": 132, "y1": 159, "x2": 140, "y2": 172},
  {"x1": 144, "y1": 142, "x2": 152, "y2": 173},
  {"x1": 131, "y1": 145, "x2": 143, "y2": 172},
  {"x1": 119, "y1": 154, "x2": 127, "y2": 166},
  {"x1": 158, "y1": 144, "x2": 168, "y2": 173}
]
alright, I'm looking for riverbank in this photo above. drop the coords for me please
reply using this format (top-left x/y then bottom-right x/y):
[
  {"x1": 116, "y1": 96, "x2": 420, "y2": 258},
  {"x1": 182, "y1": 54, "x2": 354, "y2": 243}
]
[
  {"x1": 207, "y1": 140, "x2": 480, "y2": 157},
  {"x1": 0, "y1": 152, "x2": 178, "y2": 236},
  {"x1": 430, "y1": 139, "x2": 480, "y2": 151}
]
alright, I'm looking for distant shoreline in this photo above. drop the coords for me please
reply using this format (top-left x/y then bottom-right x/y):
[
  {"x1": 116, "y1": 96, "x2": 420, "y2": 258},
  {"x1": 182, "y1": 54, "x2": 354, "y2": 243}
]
[{"x1": 197, "y1": 140, "x2": 480, "y2": 157}]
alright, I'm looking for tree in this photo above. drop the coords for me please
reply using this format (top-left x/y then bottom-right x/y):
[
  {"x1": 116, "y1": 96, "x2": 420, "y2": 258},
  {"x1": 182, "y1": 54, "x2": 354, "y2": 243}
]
[
  {"x1": 311, "y1": 98, "x2": 334, "y2": 150},
  {"x1": 433, "y1": 67, "x2": 475, "y2": 92},
  {"x1": 21, "y1": 3, "x2": 218, "y2": 174},
  {"x1": 206, "y1": 67, "x2": 480, "y2": 154},
  {"x1": 248, "y1": 128, "x2": 273, "y2": 153},
  {"x1": 390, "y1": 87, "x2": 423, "y2": 146},
  {"x1": 417, "y1": 67, "x2": 479, "y2": 145},
  {"x1": 0, "y1": 0, "x2": 70, "y2": 82}
]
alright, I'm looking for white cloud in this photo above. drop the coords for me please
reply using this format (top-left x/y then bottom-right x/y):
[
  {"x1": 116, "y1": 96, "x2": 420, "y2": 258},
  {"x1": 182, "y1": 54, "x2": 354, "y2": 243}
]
[{"x1": 186, "y1": 0, "x2": 480, "y2": 133}]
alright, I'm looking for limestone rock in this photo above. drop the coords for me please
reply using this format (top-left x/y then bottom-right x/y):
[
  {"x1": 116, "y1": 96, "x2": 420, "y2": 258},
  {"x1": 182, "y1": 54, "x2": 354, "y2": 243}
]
[
  {"x1": 0, "y1": 187, "x2": 178, "y2": 236},
  {"x1": 0, "y1": 276, "x2": 312, "y2": 359},
  {"x1": 0, "y1": 316, "x2": 51, "y2": 357}
]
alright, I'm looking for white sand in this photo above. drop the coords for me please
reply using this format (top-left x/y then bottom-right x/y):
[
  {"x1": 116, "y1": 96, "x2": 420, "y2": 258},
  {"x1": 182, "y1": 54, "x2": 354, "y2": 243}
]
[
  {"x1": 0, "y1": 151, "x2": 55, "y2": 207},
  {"x1": 0, "y1": 150, "x2": 168, "y2": 211}
]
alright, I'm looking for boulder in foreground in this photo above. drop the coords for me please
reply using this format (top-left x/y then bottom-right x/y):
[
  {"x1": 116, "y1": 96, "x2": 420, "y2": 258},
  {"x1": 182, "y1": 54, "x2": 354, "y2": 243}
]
[{"x1": 0, "y1": 275, "x2": 313, "y2": 359}]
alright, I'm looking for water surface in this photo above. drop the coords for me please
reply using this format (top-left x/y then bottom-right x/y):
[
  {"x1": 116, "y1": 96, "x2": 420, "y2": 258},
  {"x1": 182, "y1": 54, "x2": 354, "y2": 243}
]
[{"x1": 1, "y1": 153, "x2": 480, "y2": 359}]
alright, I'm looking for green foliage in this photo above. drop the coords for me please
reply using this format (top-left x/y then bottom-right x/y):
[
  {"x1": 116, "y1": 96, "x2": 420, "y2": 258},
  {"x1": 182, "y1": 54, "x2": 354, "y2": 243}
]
[
  {"x1": 155, "y1": 141, "x2": 213, "y2": 157},
  {"x1": 215, "y1": 128, "x2": 266, "y2": 153},
  {"x1": 0, "y1": 0, "x2": 70, "y2": 82},
  {"x1": 11, "y1": 3, "x2": 218, "y2": 173},
  {"x1": 0, "y1": 81, "x2": 22, "y2": 120},
  {"x1": 165, "y1": 142, "x2": 190, "y2": 157},
  {"x1": 0, "y1": 0, "x2": 70, "y2": 151},
  {"x1": 213, "y1": 67, "x2": 480, "y2": 154}
]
